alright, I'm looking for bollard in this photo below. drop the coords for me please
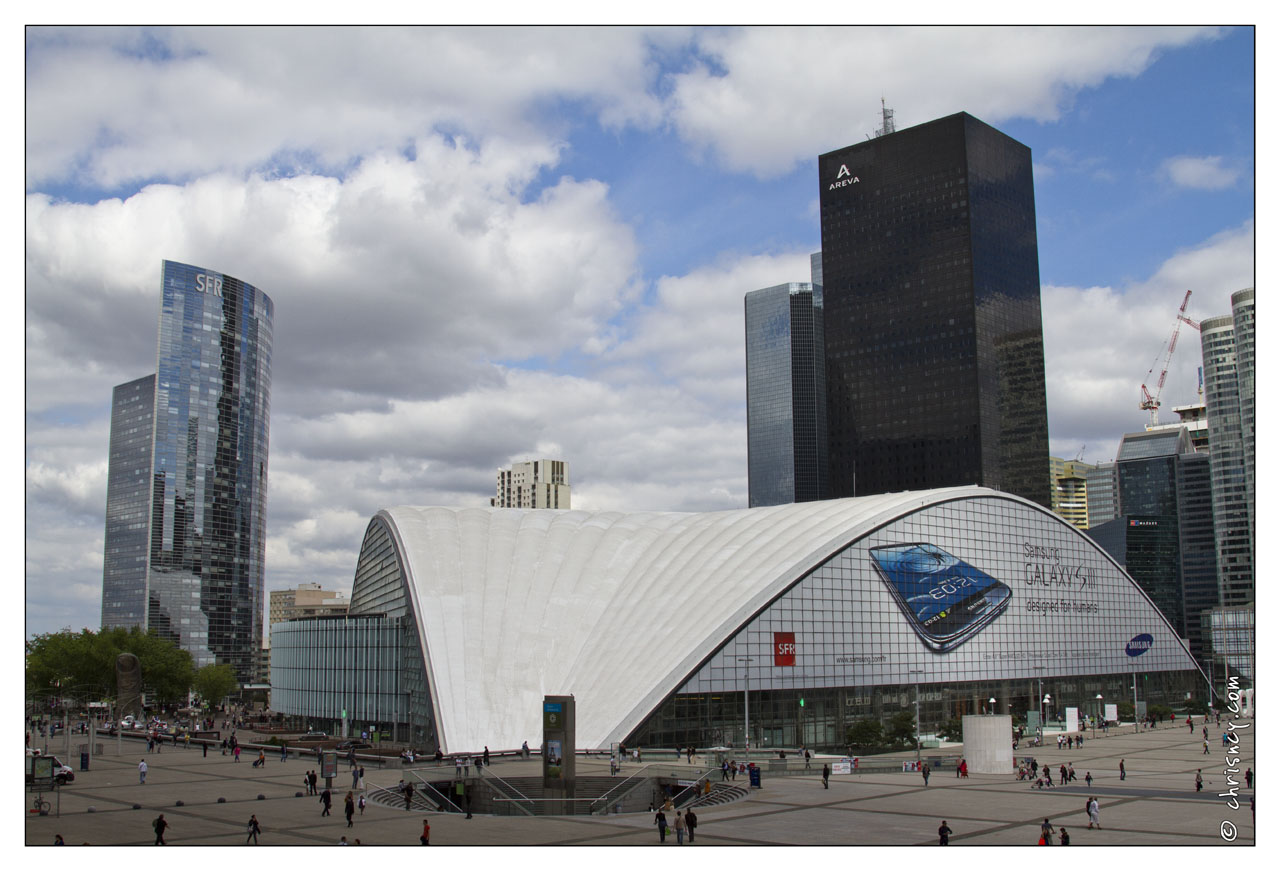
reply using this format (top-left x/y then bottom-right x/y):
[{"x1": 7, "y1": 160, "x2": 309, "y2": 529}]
[{"x1": 217, "y1": 797, "x2": 226, "y2": 803}]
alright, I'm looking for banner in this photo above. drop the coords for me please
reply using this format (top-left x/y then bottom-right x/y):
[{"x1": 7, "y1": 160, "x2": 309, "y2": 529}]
[{"x1": 1065, "y1": 707, "x2": 1079, "y2": 733}]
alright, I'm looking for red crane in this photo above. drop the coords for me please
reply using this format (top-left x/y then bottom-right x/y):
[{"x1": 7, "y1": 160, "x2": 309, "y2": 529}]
[{"x1": 1140, "y1": 290, "x2": 1200, "y2": 426}]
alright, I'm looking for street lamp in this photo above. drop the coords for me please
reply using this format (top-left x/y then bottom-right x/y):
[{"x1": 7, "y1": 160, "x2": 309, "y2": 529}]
[
  {"x1": 1042, "y1": 694, "x2": 1051, "y2": 739},
  {"x1": 988, "y1": 698, "x2": 996, "y2": 716},
  {"x1": 1094, "y1": 694, "x2": 1103, "y2": 736},
  {"x1": 737, "y1": 655, "x2": 754, "y2": 762}
]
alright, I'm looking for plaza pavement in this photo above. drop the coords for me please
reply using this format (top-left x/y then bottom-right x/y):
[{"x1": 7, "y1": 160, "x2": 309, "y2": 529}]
[{"x1": 24, "y1": 721, "x2": 1253, "y2": 847}]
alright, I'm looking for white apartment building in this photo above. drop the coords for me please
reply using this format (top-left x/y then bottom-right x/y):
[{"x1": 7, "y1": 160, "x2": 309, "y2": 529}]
[{"x1": 491, "y1": 459, "x2": 570, "y2": 509}]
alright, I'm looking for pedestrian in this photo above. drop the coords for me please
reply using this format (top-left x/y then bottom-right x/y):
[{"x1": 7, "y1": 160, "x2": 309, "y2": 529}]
[
  {"x1": 1068, "y1": 763, "x2": 1075, "y2": 782},
  {"x1": 245, "y1": 814, "x2": 261, "y2": 844},
  {"x1": 358, "y1": 794, "x2": 366, "y2": 815},
  {"x1": 1060, "y1": 764, "x2": 1068, "y2": 785},
  {"x1": 309, "y1": 770, "x2": 318, "y2": 795},
  {"x1": 822, "y1": 762, "x2": 830, "y2": 789},
  {"x1": 938, "y1": 820, "x2": 953, "y2": 845},
  {"x1": 455, "y1": 758, "x2": 463, "y2": 779},
  {"x1": 257, "y1": 749, "x2": 266, "y2": 768},
  {"x1": 1246, "y1": 767, "x2": 1253, "y2": 789},
  {"x1": 202, "y1": 741, "x2": 207, "y2": 758},
  {"x1": 153, "y1": 813, "x2": 168, "y2": 845},
  {"x1": 420, "y1": 819, "x2": 430, "y2": 845},
  {"x1": 1085, "y1": 771, "x2": 1093, "y2": 787},
  {"x1": 1087, "y1": 797, "x2": 1100, "y2": 829},
  {"x1": 956, "y1": 757, "x2": 963, "y2": 777},
  {"x1": 922, "y1": 762, "x2": 930, "y2": 786},
  {"x1": 1203, "y1": 740, "x2": 1209, "y2": 755},
  {"x1": 686, "y1": 807, "x2": 697, "y2": 843},
  {"x1": 1040, "y1": 818, "x2": 1053, "y2": 845},
  {"x1": 352, "y1": 766, "x2": 360, "y2": 789},
  {"x1": 358, "y1": 765, "x2": 365, "y2": 788},
  {"x1": 139, "y1": 758, "x2": 148, "y2": 784},
  {"x1": 804, "y1": 748, "x2": 812, "y2": 769},
  {"x1": 1059, "y1": 827, "x2": 1070, "y2": 846},
  {"x1": 234, "y1": 745, "x2": 241, "y2": 763},
  {"x1": 674, "y1": 810, "x2": 687, "y2": 845},
  {"x1": 338, "y1": 836, "x2": 348, "y2": 845},
  {"x1": 281, "y1": 743, "x2": 288, "y2": 761},
  {"x1": 53, "y1": 835, "x2": 65, "y2": 845},
  {"x1": 483, "y1": 745, "x2": 490, "y2": 767},
  {"x1": 404, "y1": 781, "x2": 415, "y2": 810},
  {"x1": 320, "y1": 787, "x2": 332, "y2": 816},
  {"x1": 655, "y1": 808, "x2": 668, "y2": 842},
  {"x1": 345, "y1": 791, "x2": 355, "y2": 827},
  {"x1": 1119, "y1": 759, "x2": 1125, "y2": 780},
  {"x1": 221, "y1": 738, "x2": 228, "y2": 756},
  {"x1": 1195, "y1": 769, "x2": 1203, "y2": 792},
  {"x1": 522, "y1": 740, "x2": 529, "y2": 758}
]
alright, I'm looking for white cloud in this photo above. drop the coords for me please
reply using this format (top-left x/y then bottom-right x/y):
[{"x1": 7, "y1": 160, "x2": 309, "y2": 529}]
[
  {"x1": 1161, "y1": 155, "x2": 1241, "y2": 190},
  {"x1": 667, "y1": 25, "x2": 1219, "y2": 177}
]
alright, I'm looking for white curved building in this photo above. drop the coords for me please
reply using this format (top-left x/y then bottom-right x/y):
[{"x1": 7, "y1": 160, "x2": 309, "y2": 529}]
[{"x1": 272, "y1": 486, "x2": 1206, "y2": 752}]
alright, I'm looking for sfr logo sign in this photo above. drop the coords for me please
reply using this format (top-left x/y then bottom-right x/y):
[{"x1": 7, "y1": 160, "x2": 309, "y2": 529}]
[{"x1": 774, "y1": 632, "x2": 796, "y2": 667}]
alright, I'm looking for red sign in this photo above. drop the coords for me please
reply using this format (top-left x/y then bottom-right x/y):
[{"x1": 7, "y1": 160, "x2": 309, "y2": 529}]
[{"x1": 774, "y1": 632, "x2": 796, "y2": 666}]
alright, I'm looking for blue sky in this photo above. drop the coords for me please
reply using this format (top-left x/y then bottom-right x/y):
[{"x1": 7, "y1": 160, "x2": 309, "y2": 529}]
[{"x1": 23, "y1": 25, "x2": 1256, "y2": 638}]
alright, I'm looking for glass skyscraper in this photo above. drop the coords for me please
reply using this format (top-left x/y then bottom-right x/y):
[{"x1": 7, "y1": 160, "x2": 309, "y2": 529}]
[
  {"x1": 101, "y1": 260, "x2": 273, "y2": 682},
  {"x1": 818, "y1": 112, "x2": 1050, "y2": 506},
  {"x1": 1201, "y1": 288, "x2": 1254, "y2": 607},
  {"x1": 745, "y1": 282, "x2": 828, "y2": 507}
]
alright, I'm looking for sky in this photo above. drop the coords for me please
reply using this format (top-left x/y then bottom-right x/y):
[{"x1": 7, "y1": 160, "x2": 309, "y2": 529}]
[{"x1": 23, "y1": 24, "x2": 1257, "y2": 640}]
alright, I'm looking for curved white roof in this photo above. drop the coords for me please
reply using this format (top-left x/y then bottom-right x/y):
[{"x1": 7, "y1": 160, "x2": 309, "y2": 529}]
[{"x1": 376, "y1": 485, "x2": 1002, "y2": 752}]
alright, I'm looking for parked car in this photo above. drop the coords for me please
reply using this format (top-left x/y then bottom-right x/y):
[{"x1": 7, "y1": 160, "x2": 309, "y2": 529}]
[
  {"x1": 336, "y1": 740, "x2": 372, "y2": 752},
  {"x1": 300, "y1": 731, "x2": 328, "y2": 741}
]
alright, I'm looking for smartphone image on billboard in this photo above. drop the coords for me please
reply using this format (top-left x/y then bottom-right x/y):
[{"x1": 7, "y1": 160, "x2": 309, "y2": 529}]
[{"x1": 868, "y1": 543, "x2": 1011, "y2": 652}]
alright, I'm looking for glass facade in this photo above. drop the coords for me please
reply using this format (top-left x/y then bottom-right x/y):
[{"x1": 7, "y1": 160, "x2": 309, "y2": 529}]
[
  {"x1": 819, "y1": 112, "x2": 1050, "y2": 507},
  {"x1": 101, "y1": 260, "x2": 273, "y2": 683},
  {"x1": 1201, "y1": 309, "x2": 1253, "y2": 607},
  {"x1": 626, "y1": 495, "x2": 1202, "y2": 749},
  {"x1": 101, "y1": 375, "x2": 157, "y2": 629},
  {"x1": 745, "y1": 282, "x2": 828, "y2": 506},
  {"x1": 270, "y1": 615, "x2": 402, "y2": 729},
  {"x1": 1202, "y1": 605, "x2": 1254, "y2": 687},
  {"x1": 1085, "y1": 463, "x2": 1119, "y2": 528}
]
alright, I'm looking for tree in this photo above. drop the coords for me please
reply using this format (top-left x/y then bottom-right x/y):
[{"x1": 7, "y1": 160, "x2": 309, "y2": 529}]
[
  {"x1": 25, "y1": 627, "x2": 194, "y2": 707},
  {"x1": 846, "y1": 718, "x2": 884, "y2": 750},
  {"x1": 936, "y1": 717, "x2": 964, "y2": 742},
  {"x1": 886, "y1": 710, "x2": 917, "y2": 750},
  {"x1": 193, "y1": 664, "x2": 239, "y2": 707}
]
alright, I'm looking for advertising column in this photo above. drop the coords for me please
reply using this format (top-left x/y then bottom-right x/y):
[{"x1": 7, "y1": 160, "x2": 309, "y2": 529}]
[{"x1": 543, "y1": 695, "x2": 576, "y2": 813}]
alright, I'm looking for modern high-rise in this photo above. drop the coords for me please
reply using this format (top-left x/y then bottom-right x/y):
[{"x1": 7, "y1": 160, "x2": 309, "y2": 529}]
[
  {"x1": 101, "y1": 260, "x2": 274, "y2": 683},
  {"x1": 745, "y1": 281, "x2": 828, "y2": 507},
  {"x1": 1048, "y1": 456, "x2": 1094, "y2": 529},
  {"x1": 1200, "y1": 288, "x2": 1254, "y2": 607},
  {"x1": 1103, "y1": 427, "x2": 1218, "y2": 660},
  {"x1": 491, "y1": 459, "x2": 570, "y2": 509},
  {"x1": 818, "y1": 112, "x2": 1050, "y2": 506},
  {"x1": 1085, "y1": 463, "x2": 1119, "y2": 528}
]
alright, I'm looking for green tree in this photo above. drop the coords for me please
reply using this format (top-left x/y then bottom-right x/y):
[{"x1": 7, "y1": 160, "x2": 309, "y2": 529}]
[
  {"x1": 886, "y1": 710, "x2": 918, "y2": 750},
  {"x1": 936, "y1": 716, "x2": 964, "y2": 742},
  {"x1": 846, "y1": 718, "x2": 884, "y2": 750},
  {"x1": 26, "y1": 627, "x2": 194, "y2": 707},
  {"x1": 193, "y1": 664, "x2": 239, "y2": 707}
]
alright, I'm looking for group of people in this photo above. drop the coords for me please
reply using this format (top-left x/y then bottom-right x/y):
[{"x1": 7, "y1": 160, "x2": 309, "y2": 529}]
[{"x1": 653, "y1": 805, "x2": 698, "y2": 844}]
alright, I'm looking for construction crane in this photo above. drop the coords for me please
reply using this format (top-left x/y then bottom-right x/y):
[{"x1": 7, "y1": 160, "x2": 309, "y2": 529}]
[{"x1": 1139, "y1": 290, "x2": 1200, "y2": 426}]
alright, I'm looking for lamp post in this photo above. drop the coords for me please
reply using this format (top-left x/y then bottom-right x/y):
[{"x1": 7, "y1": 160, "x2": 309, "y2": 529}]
[
  {"x1": 988, "y1": 698, "x2": 996, "y2": 716},
  {"x1": 737, "y1": 655, "x2": 754, "y2": 763},
  {"x1": 1094, "y1": 694, "x2": 1102, "y2": 737},
  {"x1": 1132, "y1": 676, "x2": 1139, "y2": 734},
  {"x1": 1042, "y1": 694, "x2": 1051, "y2": 740},
  {"x1": 908, "y1": 669, "x2": 924, "y2": 763}
]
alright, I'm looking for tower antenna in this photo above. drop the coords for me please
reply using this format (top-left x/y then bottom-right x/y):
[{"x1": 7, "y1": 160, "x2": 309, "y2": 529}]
[{"x1": 870, "y1": 98, "x2": 896, "y2": 139}]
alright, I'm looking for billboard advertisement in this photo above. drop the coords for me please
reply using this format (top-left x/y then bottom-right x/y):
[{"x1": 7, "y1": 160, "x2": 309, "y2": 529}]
[{"x1": 679, "y1": 495, "x2": 1199, "y2": 694}]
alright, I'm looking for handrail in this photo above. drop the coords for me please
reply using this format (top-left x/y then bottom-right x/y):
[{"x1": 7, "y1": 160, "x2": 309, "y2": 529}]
[
  {"x1": 474, "y1": 765, "x2": 536, "y2": 816},
  {"x1": 588, "y1": 763, "x2": 658, "y2": 814},
  {"x1": 410, "y1": 776, "x2": 464, "y2": 814}
]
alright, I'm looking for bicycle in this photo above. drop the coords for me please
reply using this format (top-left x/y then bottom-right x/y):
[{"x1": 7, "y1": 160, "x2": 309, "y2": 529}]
[{"x1": 32, "y1": 795, "x2": 51, "y2": 815}]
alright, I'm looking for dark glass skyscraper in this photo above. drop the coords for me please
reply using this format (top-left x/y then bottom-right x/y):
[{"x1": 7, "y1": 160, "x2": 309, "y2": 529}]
[
  {"x1": 745, "y1": 282, "x2": 828, "y2": 506},
  {"x1": 101, "y1": 260, "x2": 273, "y2": 683},
  {"x1": 818, "y1": 112, "x2": 1050, "y2": 505}
]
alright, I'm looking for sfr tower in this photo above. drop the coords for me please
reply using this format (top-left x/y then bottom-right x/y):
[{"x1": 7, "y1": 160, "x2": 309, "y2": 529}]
[{"x1": 819, "y1": 112, "x2": 1050, "y2": 506}]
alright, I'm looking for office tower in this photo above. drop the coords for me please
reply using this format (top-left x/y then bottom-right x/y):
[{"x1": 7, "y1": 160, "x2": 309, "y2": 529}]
[
  {"x1": 810, "y1": 251, "x2": 823, "y2": 287},
  {"x1": 1201, "y1": 289, "x2": 1254, "y2": 606},
  {"x1": 491, "y1": 459, "x2": 570, "y2": 508},
  {"x1": 1085, "y1": 463, "x2": 1119, "y2": 528},
  {"x1": 100, "y1": 260, "x2": 274, "y2": 682},
  {"x1": 1049, "y1": 456, "x2": 1094, "y2": 529},
  {"x1": 1146, "y1": 402, "x2": 1209, "y2": 451},
  {"x1": 1087, "y1": 515, "x2": 1182, "y2": 636},
  {"x1": 269, "y1": 583, "x2": 350, "y2": 628},
  {"x1": 101, "y1": 375, "x2": 157, "y2": 629},
  {"x1": 745, "y1": 282, "x2": 829, "y2": 507},
  {"x1": 818, "y1": 112, "x2": 1050, "y2": 505},
  {"x1": 1109, "y1": 428, "x2": 1218, "y2": 660}
]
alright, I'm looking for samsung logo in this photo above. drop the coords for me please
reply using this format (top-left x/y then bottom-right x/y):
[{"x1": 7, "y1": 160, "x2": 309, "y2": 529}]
[{"x1": 1125, "y1": 634, "x2": 1154, "y2": 657}]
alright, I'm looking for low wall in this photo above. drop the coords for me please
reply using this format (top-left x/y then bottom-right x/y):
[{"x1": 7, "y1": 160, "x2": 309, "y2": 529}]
[{"x1": 961, "y1": 714, "x2": 1012, "y2": 774}]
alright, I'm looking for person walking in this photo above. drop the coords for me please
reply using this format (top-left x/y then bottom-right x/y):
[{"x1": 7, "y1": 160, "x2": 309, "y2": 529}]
[
  {"x1": 938, "y1": 820, "x2": 953, "y2": 845},
  {"x1": 686, "y1": 808, "x2": 697, "y2": 843},
  {"x1": 654, "y1": 808, "x2": 668, "y2": 843},
  {"x1": 245, "y1": 814, "x2": 261, "y2": 844},
  {"x1": 674, "y1": 810, "x2": 687, "y2": 845},
  {"x1": 358, "y1": 793, "x2": 366, "y2": 815},
  {"x1": 1040, "y1": 818, "x2": 1053, "y2": 845},
  {"x1": 233, "y1": 744, "x2": 241, "y2": 763},
  {"x1": 1195, "y1": 769, "x2": 1203, "y2": 792},
  {"x1": 1059, "y1": 764, "x2": 1068, "y2": 786},
  {"x1": 1087, "y1": 797, "x2": 1100, "y2": 829},
  {"x1": 822, "y1": 762, "x2": 830, "y2": 789},
  {"x1": 320, "y1": 787, "x2": 333, "y2": 816},
  {"x1": 420, "y1": 819, "x2": 431, "y2": 845},
  {"x1": 139, "y1": 759, "x2": 148, "y2": 784},
  {"x1": 352, "y1": 765, "x2": 360, "y2": 790},
  {"x1": 1246, "y1": 767, "x2": 1253, "y2": 788},
  {"x1": 1119, "y1": 759, "x2": 1125, "y2": 780},
  {"x1": 1059, "y1": 827, "x2": 1070, "y2": 846},
  {"x1": 1085, "y1": 771, "x2": 1093, "y2": 787},
  {"x1": 483, "y1": 746, "x2": 490, "y2": 767},
  {"x1": 202, "y1": 741, "x2": 207, "y2": 758},
  {"x1": 152, "y1": 813, "x2": 168, "y2": 845},
  {"x1": 345, "y1": 791, "x2": 355, "y2": 827},
  {"x1": 804, "y1": 748, "x2": 812, "y2": 769},
  {"x1": 1203, "y1": 740, "x2": 1210, "y2": 755},
  {"x1": 257, "y1": 749, "x2": 266, "y2": 768},
  {"x1": 404, "y1": 781, "x2": 415, "y2": 810},
  {"x1": 309, "y1": 770, "x2": 318, "y2": 796},
  {"x1": 921, "y1": 762, "x2": 930, "y2": 786}
]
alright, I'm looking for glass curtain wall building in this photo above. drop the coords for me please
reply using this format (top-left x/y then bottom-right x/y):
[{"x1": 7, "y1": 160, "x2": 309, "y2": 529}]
[
  {"x1": 745, "y1": 282, "x2": 828, "y2": 506},
  {"x1": 101, "y1": 375, "x2": 157, "y2": 628},
  {"x1": 818, "y1": 112, "x2": 1050, "y2": 507},
  {"x1": 1201, "y1": 292, "x2": 1254, "y2": 607},
  {"x1": 100, "y1": 260, "x2": 273, "y2": 682}
]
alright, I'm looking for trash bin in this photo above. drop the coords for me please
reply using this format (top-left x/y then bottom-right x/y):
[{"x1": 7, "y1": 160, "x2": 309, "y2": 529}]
[
  {"x1": 80, "y1": 751, "x2": 89, "y2": 770},
  {"x1": 748, "y1": 766, "x2": 761, "y2": 788}
]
